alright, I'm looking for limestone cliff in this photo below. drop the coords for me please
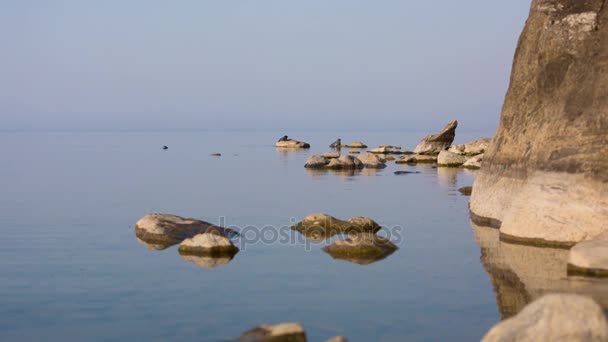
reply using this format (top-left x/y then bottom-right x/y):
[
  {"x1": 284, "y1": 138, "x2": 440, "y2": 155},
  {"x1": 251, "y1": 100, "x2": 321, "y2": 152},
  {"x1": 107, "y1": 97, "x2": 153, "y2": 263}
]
[{"x1": 470, "y1": 0, "x2": 608, "y2": 246}]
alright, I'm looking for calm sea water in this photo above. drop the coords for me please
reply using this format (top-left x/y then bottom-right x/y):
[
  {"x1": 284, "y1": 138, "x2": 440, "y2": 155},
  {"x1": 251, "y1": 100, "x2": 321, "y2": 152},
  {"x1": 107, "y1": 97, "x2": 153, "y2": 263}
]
[{"x1": 0, "y1": 130, "x2": 503, "y2": 341}]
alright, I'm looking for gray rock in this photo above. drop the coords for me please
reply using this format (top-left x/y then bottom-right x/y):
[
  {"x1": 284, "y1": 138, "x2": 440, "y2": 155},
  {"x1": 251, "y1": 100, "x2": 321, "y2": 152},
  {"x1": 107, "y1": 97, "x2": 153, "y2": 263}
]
[
  {"x1": 413, "y1": 120, "x2": 458, "y2": 154},
  {"x1": 463, "y1": 154, "x2": 484, "y2": 169},
  {"x1": 323, "y1": 233, "x2": 398, "y2": 265},
  {"x1": 437, "y1": 150, "x2": 468, "y2": 167},
  {"x1": 134, "y1": 213, "x2": 238, "y2": 249},
  {"x1": 356, "y1": 153, "x2": 387, "y2": 169},
  {"x1": 470, "y1": 0, "x2": 608, "y2": 246},
  {"x1": 568, "y1": 240, "x2": 608, "y2": 277},
  {"x1": 448, "y1": 138, "x2": 491, "y2": 156},
  {"x1": 178, "y1": 232, "x2": 239, "y2": 256},
  {"x1": 482, "y1": 294, "x2": 608, "y2": 342},
  {"x1": 304, "y1": 155, "x2": 329, "y2": 169},
  {"x1": 275, "y1": 139, "x2": 310, "y2": 149},
  {"x1": 234, "y1": 322, "x2": 307, "y2": 342}
]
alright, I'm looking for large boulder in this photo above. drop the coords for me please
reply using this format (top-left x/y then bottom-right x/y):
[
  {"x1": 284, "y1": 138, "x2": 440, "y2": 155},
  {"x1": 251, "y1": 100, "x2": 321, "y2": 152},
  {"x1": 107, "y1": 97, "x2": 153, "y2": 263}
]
[
  {"x1": 412, "y1": 120, "x2": 458, "y2": 154},
  {"x1": 304, "y1": 155, "x2": 330, "y2": 169},
  {"x1": 470, "y1": 1, "x2": 608, "y2": 246},
  {"x1": 481, "y1": 294, "x2": 608, "y2": 342},
  {"x1": 275, "y1": 139, "x2": 310, "y2": 149},
  {"x1": 234, "y1": 322, "x2": 307, "y2": 342},
  {"x1": 326, "y1": 155, "x2": 363, "y2": 170},
  {"x1": 134, "y1": 213, "x2": 238, "y2": 249},
  {"x1": 323, "y1": 233, "x2": 398, "y2": 265},
  {"x1": 292, "y1": 213, "x2": 381, "y2": 240},
  {"x1": 356, "y1": 153, "x2": 387, "y2": 169},
  {"x1": 568, "y1": 239, "x2": 608, "y2": 277},
  {"x1": 437, "y1": 150, "x2": 468, "y2": 167},
  {"x1": 448, "y1": 138, "x2": 491, "y2": 156},
  {"x1": 178, "y1": 232, "x2": 239, "y2": 256}
]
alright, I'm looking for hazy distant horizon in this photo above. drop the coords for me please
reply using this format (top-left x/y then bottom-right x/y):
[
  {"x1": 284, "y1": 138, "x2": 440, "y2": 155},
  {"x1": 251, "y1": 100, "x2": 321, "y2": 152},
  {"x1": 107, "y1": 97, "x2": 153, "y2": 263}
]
[{"x1": 1, "y1": 1, "x2": 531, "y2": 132}]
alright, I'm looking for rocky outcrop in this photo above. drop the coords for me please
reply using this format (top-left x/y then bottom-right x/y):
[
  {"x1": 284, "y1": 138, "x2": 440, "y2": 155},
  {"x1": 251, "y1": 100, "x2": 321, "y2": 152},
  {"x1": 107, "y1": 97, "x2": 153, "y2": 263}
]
[
  {"x1": 437, "y1": 150, "x2": 468, "y2": 167},
  {"x1": 462, "y1": 154, "x2": 484, "y2": 169},
  {"x1": 234, "y1": 322, "x2": 307, "y2": 342},
  {"x1": 356, "y1": 153, "x2": 387, "y2": 169},
  {"x1": 292, "y1": 214, "x2": 381, "y2": 240},
  {"x1": 568, "y1": 240, "x2": 608, "y2": 277},
  {"x1": 470, "y1": 0, "x2": 608, "y2": 246},
  {"x1": 134, "y1": 213, "x2": 238, "y2": 249},
  {"x1": 481, "y1": 294, "x2": 608, "y2": 342},
  {"x1": 275, "y1": 139, "x2": 310, "y2": 149},
  {"x1": 323, "y1": 233, "x2": 398, "y2": 265},
  {"x1": 412, "y1": 120, "x2": 458, "y2": 154},
  {"x1": 448, "y1": 138, "x2": 491, "y2": 156},
  {"x1": 178, "y1": 232, "x2": 239, "y2": 256}
]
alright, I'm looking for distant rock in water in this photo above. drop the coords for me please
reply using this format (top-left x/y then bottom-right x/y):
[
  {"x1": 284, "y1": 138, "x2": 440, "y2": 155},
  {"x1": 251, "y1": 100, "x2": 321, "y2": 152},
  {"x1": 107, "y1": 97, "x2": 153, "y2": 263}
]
[
  {"x1": 178, "y1": 232, "x2": 239, "y2": 257},
  {"x1": 234, "y1": 322, "x2": 307, "y2": 342},
  {"x1": 292, "y1": 213, "x2": 381, "y2": 240},
  {"x1": 437, "y1": 150, "x2": 468, "y2": 167},
  {"x1": 481, "y1": 294, "x2": 608, "y2": 342},
  {"x1": 162, "y1": 146, "x2": 168, "y2": 150},
  {"x1": 329, "y1": 138, "x2": 342, "y2": 148},
  {"x1": 413, "y1": 120, "x2": 458, "y2": 154},
  {"x1": 355, "y1": 153, "x2": 386, "y2": 169},
  {"x1": 322, "y1": 151, "x2": 340, "y2": 159},
  {"x1": 343, "y1": 141, "x2": 367, "y2": 149},
  {"x1": 275, "y1": 139, "x2": 310, "y2": 149},
  {"x1": 394, "y1": 171, "x2": 420, "y2": 175},
  {"x1": 134, "y1": 213, "x2": 238, "y2": 249},
  {"x1": 470, "y1": 1, "x2": 608, "y2": 246},
  {"x1": 395, "y1": 154, "x2": 437, "y2": 164},
  {"x1": 448, "y1": 138, "x2": 491, "y2": 156},
  {"x1": 323, "y1": 233, "x2": 398, "y2": 265},
  {"x1": 211, "y1": 153, "x2": 221, "y2": 156}
]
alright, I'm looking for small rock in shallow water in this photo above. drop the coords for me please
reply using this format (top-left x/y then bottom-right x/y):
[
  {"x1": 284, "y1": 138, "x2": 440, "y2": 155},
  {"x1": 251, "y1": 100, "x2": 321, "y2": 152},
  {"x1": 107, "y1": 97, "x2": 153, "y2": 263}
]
[
  {"x1": 304, "y1": 155, "x2": 330, "y2": 169},
  {"x1": 292, "y1": 213, "x2": 380, "y2": 239},
  {"x1": 344, "y1": 141, "x2": 367, "y2": 148},
  {"x1": 235, "y1": 322, "x2": 307, "y2": 342},
  {"x1": 481, "y1": 294, "x2": 608, "y2": 342},
  {"x1": 437, "y1": 150, "x2": 468, "y2": 167},
  {"x1": 323, "y1": 233, "x2": 398, "y2": 265},
  {"x1": 178, "y1": 232, "x2": 239, "y2": 256},
  {"x1": 458, "y1": 186, "x2": 473, "y2": 196}
]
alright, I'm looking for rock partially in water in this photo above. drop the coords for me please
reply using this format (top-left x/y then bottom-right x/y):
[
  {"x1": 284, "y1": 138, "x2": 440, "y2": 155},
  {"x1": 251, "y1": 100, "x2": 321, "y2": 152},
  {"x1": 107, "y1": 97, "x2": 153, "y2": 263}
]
[
  {"x1": 323, "y1": 233, "x2": 398, "y2": 265},
  {"x1": 180, "y1": 254, "x2": 235, "y2": 269},
  {"x1": 323, "y1": 152, "x2": 340, "y2": 159},
  {"x1": 326, "y1": 337, "x2": 348, "y2": 342},
  {"x1": 395, "y1": 154, "x2": 437, "y2": 164},
  {"x1": 326, "y1": 155, "x2": 363, "y2": 170},
  {"x1": 329, "y1": 138, "x2": 342, "y2": 148},
  {"x1": 275, "y1": 139, "x2": 311, "y2": 149},
  {"x1": 448, "y1": 138, "x2": 491, "y2": 156},
  {"x1": 437, "y1": 150, "x2": 468, "y2": 167},
  {"x1": 413, "y1": 120, "x2": 458, "y2": 154},
  {"x1": 134, "y1": 213, "x2": 238, "y2": 248},
  {"x1": 343, "y1": 141, "x2": 367, "y2": 148},
  {"x1": 234, "y1": 322, "x2": 307, "y2": 342},
  {"x1": 470, "y1": 0, "x2": 608, "y2": 246},
  {"x1": 463, "y1": 154, "x2": 484, "y2": 169},
  {"x1": 458, "y1": 186, "x2": 473, "y2": 196},
  {"x1": 568, "y1": 240, "x2": 608, "y2": 278},
  {"x1": 356, "y1": 153, "x2": 387, "y2": 169},
  {"x1": 481, "y1": 294, "x2": 608, "y2": 342},
  {"x1": 348, "y1": 151, "x2": 360, "y2": 154},
  {"x1": 385, "y1": 156, "x2": 395, "y2": 161},
  {"x1": 178, "y1": 232, "x2": 239, "y2": 256},
  {"x1": 304, "y1": 155, "x2": 330, "y2": 169},
  {"x1": 292, "y1": 214, "x2": 381, "y2": 239}
]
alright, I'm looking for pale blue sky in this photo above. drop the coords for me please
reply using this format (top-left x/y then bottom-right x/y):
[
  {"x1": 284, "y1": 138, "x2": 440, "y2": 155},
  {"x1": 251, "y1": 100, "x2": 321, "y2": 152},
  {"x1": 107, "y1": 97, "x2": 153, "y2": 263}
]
[{"x1": 1, "y1": 1, "x2": 531, "y2": 132}]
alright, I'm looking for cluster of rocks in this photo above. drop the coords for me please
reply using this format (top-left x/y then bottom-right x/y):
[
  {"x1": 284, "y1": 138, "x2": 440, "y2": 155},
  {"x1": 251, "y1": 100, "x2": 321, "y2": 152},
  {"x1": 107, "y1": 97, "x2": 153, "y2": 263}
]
[
  {"x1": 233, "y1": 322, "x2": 347, "y2": 342},
  {"x1": 135, "y1": 213, "x2": 240, "y2": 269},
  {"x1": 292, "y1": 213, "x2": 398, "y2": 265},
  {"x1": 304, "y1": 153, "x2": 386, "y2": 170}
]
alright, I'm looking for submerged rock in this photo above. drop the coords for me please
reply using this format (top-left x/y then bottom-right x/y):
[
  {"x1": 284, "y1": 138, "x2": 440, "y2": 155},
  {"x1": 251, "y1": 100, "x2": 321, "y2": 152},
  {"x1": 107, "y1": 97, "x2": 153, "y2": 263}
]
[
  {"x1": 323, "y1": 233, "x2": 398, "y2": 265},
  {"x1": 463, "y1": 154, "x2": 484, "y2": 169},
  {"x1": 234, "y1": 322, "x2": 307, "y2": 342},
  {"x1": 395, "y1": 154, "x2": 437, "y2": 164},
  {"x1": 568, "y1": 240, "x2": 608, "y2": 278},
  {"x1": 275, "y1": 139, "x2": 311, "y2": 149},
  {"x1": 448, "y1": 138, "x2": 491, "y2": 156},
  {"x1": 413, "y1": 120, "x2": 458, "y2": 154},
  {"x1": 134, "y1": 213, "x2": 238, "y2": 248},
  {"x1": 178, "y1": 232, "x2": 239, "y2": 256},
  {"x1": 470, "y1": 1, "x2": 608, "y2": 246},
  {"x1": 292, "y1": 213, "x2": 381, "y2": 239},
  {"x1": 437, "y1": 150, "x2": 468, "y2": 167},
  {"x1": 356, "y1": 153, "x2": 386, "y2": 169},
  {"x1": 481, "y1": 294, "x2": 608, "y2": 342}
]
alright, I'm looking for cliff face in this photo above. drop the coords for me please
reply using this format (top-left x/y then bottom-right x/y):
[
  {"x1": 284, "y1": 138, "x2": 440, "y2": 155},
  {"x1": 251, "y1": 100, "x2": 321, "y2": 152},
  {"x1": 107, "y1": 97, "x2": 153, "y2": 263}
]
[{"x1": 470, "y1": 0, "x2": 608, "y2": 246}]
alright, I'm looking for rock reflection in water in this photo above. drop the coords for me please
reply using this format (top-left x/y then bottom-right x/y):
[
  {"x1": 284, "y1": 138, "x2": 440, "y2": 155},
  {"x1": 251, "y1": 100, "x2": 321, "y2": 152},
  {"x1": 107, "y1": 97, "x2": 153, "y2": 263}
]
[
  {"x1": 180, "y1": 253, "x2": 235, "y2": 269},
  {"x1": 305, "y1": 168, "x2": 380, "y2": 179},
  {"x1": 471, "y1": 221, "x2": 608, "y2": 319},
  {"x1": 135, "y1": 237, "x2": 174, "y2": 251},
  {"x1": 323, "y1": 233, "x2": 398, "y2": 266}
]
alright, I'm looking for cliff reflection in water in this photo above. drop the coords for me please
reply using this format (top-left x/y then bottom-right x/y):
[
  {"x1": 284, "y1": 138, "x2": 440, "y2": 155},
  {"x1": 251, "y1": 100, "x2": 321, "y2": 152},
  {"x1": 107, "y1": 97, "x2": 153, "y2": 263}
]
[{"x1": 471, "y1": 221, "x2": 608, "y2": 319}]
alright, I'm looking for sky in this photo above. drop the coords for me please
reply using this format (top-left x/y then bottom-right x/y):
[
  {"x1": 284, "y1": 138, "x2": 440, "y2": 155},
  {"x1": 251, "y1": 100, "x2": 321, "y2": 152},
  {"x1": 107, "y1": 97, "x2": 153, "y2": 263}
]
[{"x1": 1, "y1": 0, "x2": 531, "y2": 132}]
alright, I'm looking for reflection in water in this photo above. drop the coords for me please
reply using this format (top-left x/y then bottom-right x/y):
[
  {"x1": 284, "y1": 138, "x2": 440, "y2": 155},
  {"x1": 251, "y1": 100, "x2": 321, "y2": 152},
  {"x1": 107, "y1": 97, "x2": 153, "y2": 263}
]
[
  {"x1": 305, "y1": 168, "x2": 380, "y2": 179},
  {"x1": 180, "y1": 253, "x2": 235, "y2": 269},
  {"x1": 135, "y1": 236, "x2": 174, "y2": 251},
  {"x1": 471, "y1": 221, "x2": 608, "y2": 319},
  {"x1": 436, "y1": 167, "x2": 461, "y2": 188}
]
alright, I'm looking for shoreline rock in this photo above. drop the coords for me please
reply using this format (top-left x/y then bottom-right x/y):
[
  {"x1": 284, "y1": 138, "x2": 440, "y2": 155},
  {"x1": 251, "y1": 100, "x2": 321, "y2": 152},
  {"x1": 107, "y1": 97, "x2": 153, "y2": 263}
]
[
  {"x1": 462, "y1": 154, "x2": 483, "y2": 169},
  {"x1": 567, "y1": 239, "x2": 608, "y2": 278}
]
